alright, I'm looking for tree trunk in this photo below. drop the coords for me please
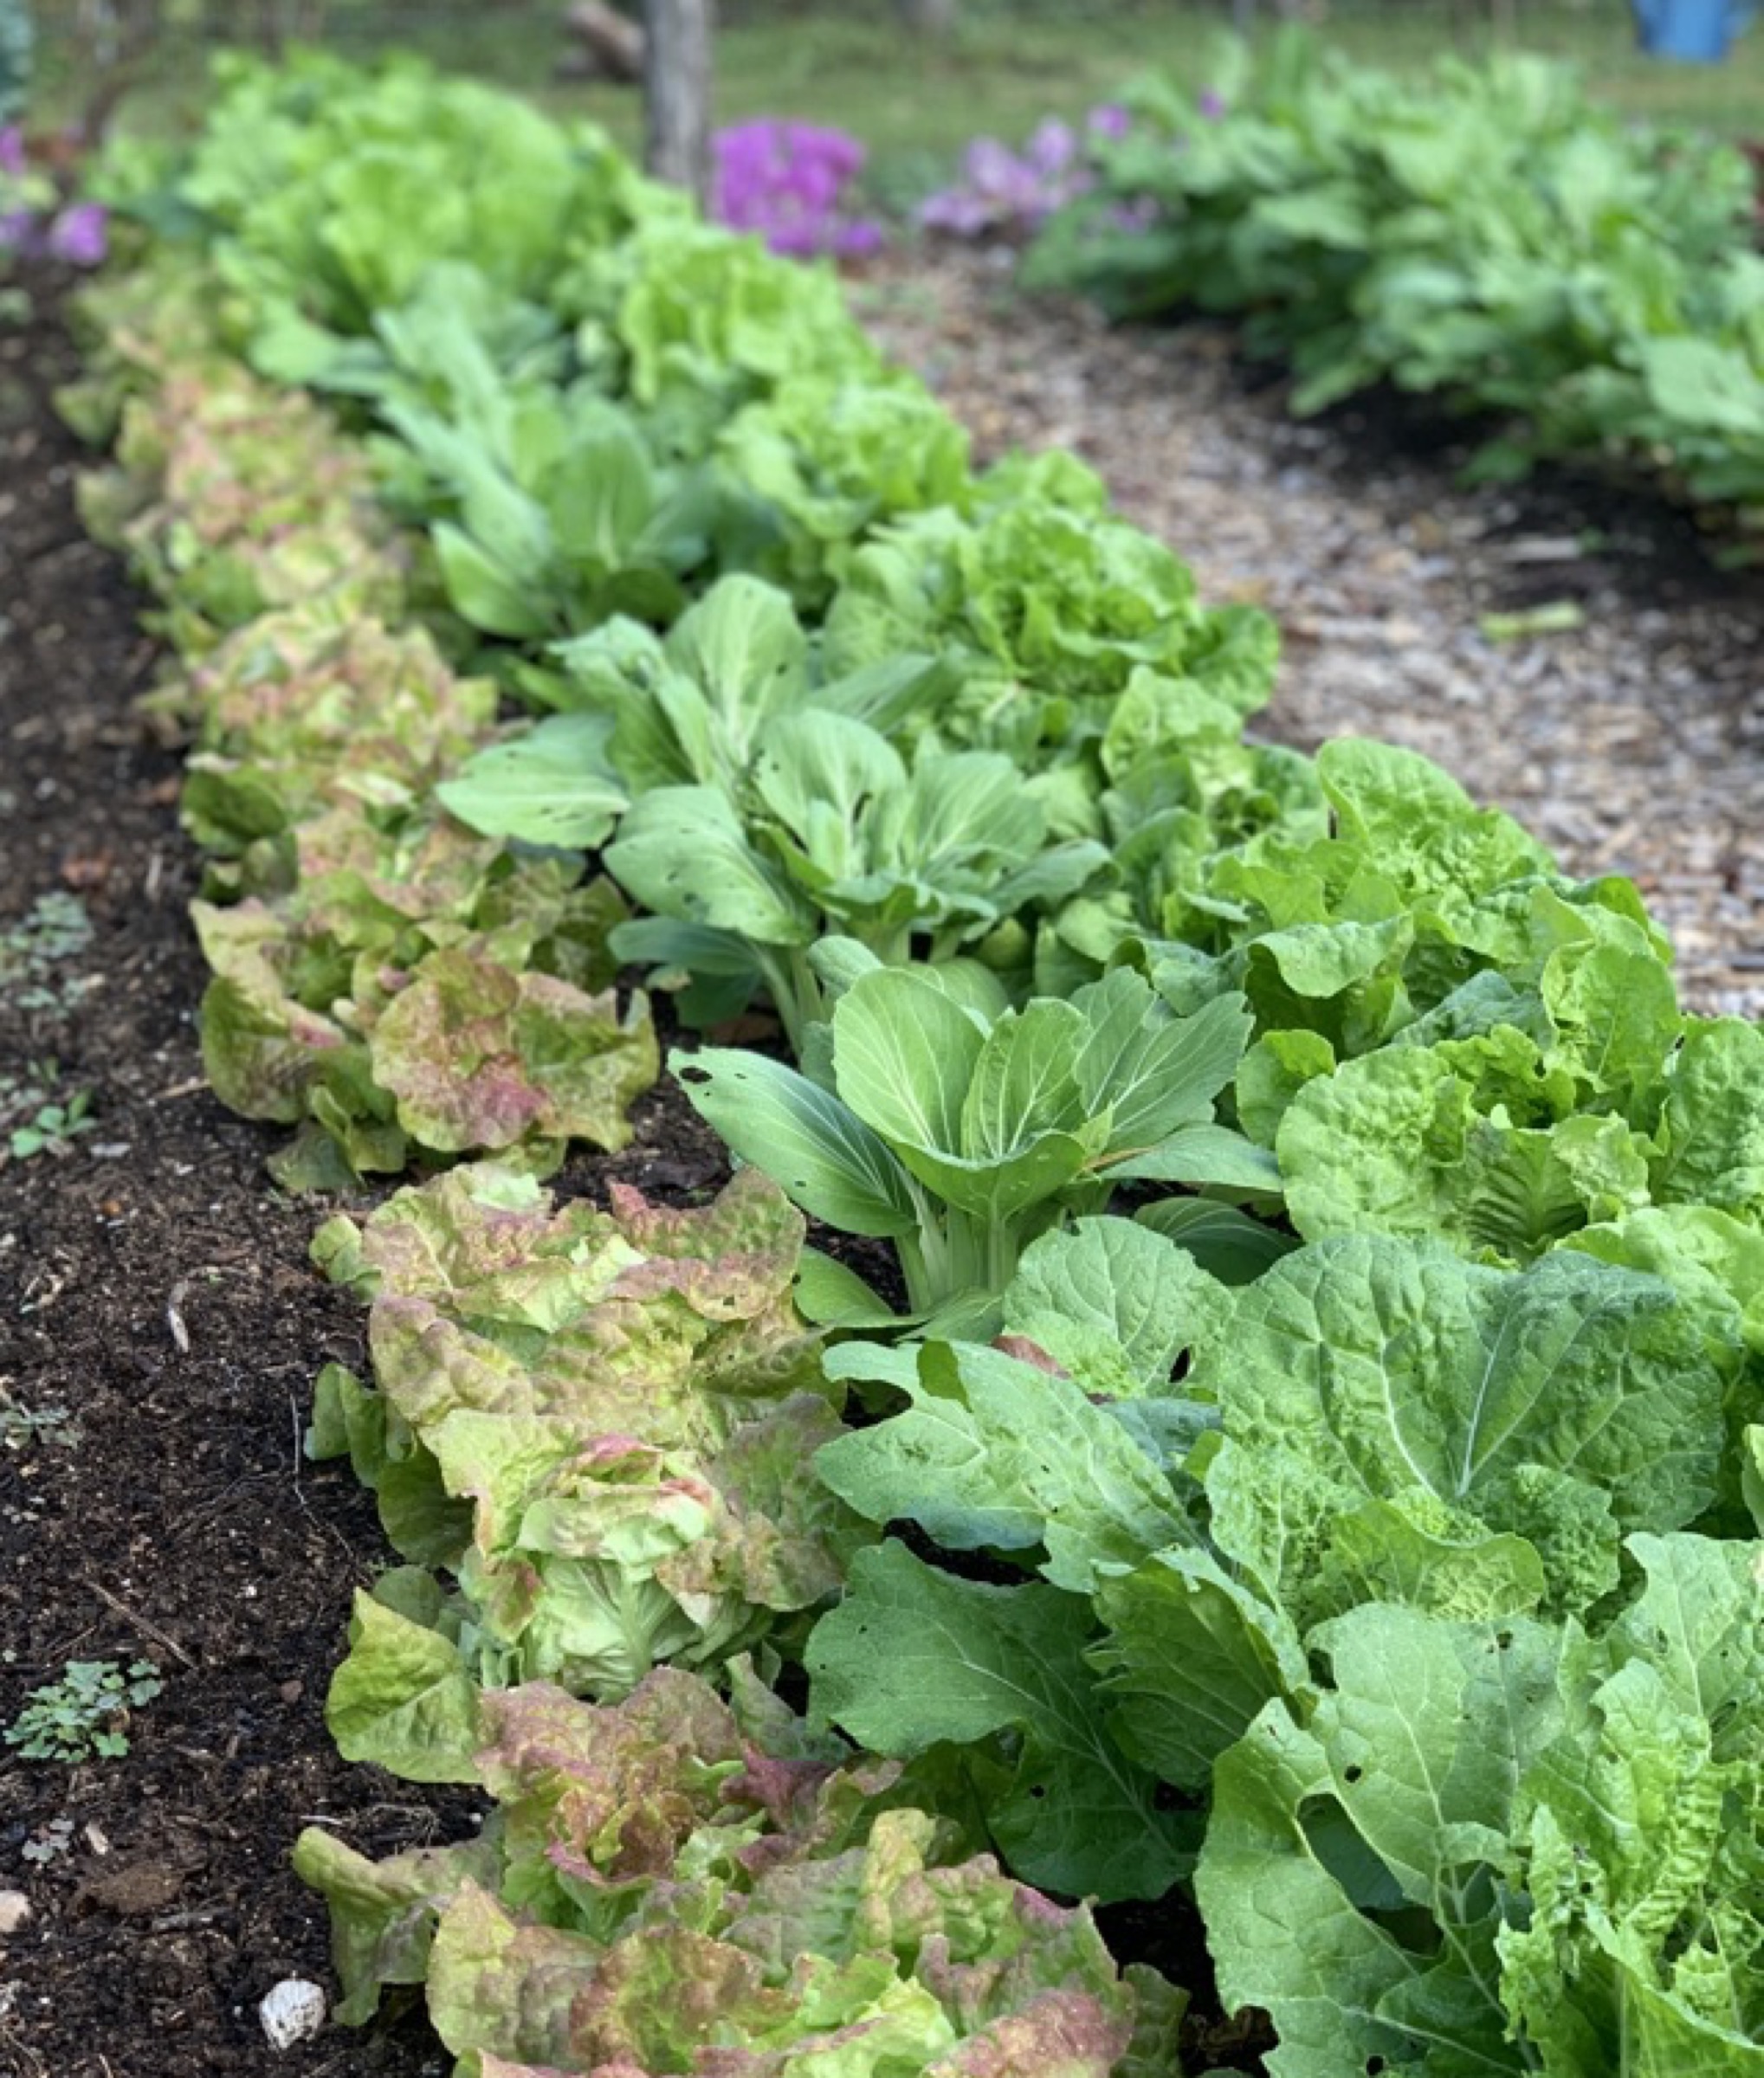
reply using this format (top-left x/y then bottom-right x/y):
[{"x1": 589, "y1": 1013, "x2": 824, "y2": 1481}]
[
  {"x1": 895, "y1": 0, "x2": 955, "y2": 32},
  {"x1": 643, "y1": 0, "x2": 712, "y2": 208}
]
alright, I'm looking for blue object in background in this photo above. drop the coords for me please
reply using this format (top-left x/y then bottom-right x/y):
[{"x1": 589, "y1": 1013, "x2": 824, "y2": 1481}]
[{"x1": 1633, "y1": 0, "x2": 1753, "y2": 61}]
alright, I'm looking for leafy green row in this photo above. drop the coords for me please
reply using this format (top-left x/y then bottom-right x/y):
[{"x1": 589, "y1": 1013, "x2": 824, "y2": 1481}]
[
  {"x1": 66, "y1": 289, "x2": 657, "y2": 1187},
  {"x1": 65, "y1": 55, "x2": 1242, "y2": 2068},
  {"x1": 68, "y1": 46, "x2": 1764, "y2": 2077},
  {"x1": 1027, "y1": 33, "x2": 1764, "y2": 543},
  {"x1": 307, "y1": 1165, "x2": 863, "y2": 1750}
]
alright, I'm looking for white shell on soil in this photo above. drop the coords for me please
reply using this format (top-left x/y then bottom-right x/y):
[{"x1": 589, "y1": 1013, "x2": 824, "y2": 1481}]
[{"x1": 259, "y1": 1977, "x2": 326, "y2": 2049}]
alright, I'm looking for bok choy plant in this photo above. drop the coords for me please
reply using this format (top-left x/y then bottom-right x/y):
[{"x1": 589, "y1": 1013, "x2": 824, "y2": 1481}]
[
  {"x1": 676, "y1": 952, "x2": 1266, "y2": 1328},
  {"x1": 439, "y1": 578, "x2": 1107, "y2": 1044},
  {"x1": 606, "y1": 711, "x2": 1108, "y2": 1050}
]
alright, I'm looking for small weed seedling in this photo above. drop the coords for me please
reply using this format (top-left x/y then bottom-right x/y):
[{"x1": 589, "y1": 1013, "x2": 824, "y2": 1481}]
[
  {"x1": 8, "y1": 1089, "x2": 95, "y2": 1160},
  {"x1": 21, "y1": 1818, "x2": 74, "y2": 1865},
  {"x1": 3, "y1": 1660, "x2": 163, "y2": 1763},
  {"x1": 0, "y1": 1395, "x2": 77, "y2": 1451},
  {"x1": 0, "y1": 1062, "x2": 96, "y2": 1161},
  {"x1": 0, "y1": 892, "x2": 94, "y2": 1016}
]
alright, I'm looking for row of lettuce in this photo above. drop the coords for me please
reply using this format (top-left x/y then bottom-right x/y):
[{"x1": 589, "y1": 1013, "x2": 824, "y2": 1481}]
[
  {"x1": 1023, "y1": 35, "x2": 1764, "y2": 548},
  {"x1": 67, "y1": 50, "x2": 1764, "y2": 2077}
]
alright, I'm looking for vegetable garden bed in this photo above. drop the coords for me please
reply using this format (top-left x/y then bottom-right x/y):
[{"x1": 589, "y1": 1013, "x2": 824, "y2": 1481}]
[
  {"x1": 0, "y1": 268, "x2": 456, "y2": 2078},
  {"x1": 6, "y1": 48, "x2": 1764, "y2": 2078}
]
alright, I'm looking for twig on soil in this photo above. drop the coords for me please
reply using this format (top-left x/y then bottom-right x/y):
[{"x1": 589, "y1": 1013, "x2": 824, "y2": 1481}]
[
  {"x1": 83, "y1": 1576, "x2": 199, "y2": 1672},
  {"x1": 152, "y1": 1075, "x2": 208, "y2": 1101},
  {"x1": 165, "y1": 1281, "x2": 191, "y2": 1354}
]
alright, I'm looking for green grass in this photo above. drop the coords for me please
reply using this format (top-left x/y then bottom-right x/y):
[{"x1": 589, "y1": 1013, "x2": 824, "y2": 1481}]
[{"x1": 29, "y1": 0, "x2": 1764, "y2": 190}]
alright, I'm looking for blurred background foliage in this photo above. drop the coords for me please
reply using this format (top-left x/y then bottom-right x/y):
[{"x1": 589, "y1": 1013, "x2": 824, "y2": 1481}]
[{"x1": 24, "y1": 0, "x2": 1763, "y2": 201}]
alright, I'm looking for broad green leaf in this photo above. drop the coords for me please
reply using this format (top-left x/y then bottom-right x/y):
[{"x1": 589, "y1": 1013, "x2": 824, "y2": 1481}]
[
  {"x1": 1651, "y1": 1019, "x2": 1764, "y2": 1220},
  {"x1": 832, "y1": 966, "x2": 987, "y2": 1158},
  {"x1": 889, "y1": 745, "x2": 1027, "y2": 866},
  {"x1": 791, "y1": 1247, "x2": 902, "y2": 1328},
  {"x1": 1199, "y1": 1235, "x2": 1724, "y2": 1625},
  {"x1": 815, "y1": 1338, "x2": 1195, "y2": 1591},
  {"x1": 960, "y1": 1000, "x2": 1089, "y2": 1164},
  {"x1": 750, "y1": 708, "x2": 906, "y2": 883},
  {"x1": 604, "y1": 785, "x2": 817, "y2": 947},
  {"x1": 1094, "y1": 1549, "x2": 1312, "y2": 1792},
  {"x1": 1199, "y1": 1605, "x2": 1570, "y2": 2078},
  {"x1": 1106, "y1": 1123, "x2": 1283, "y2": 1194},
  {"x1": 664, "y1": 571, "x2": 810, "y2": 740},
  {"x1": 436, "y1": 713, "x2": 627, "y2": 850},
  {"x1": 1002, "y1": 1215, "x2": 1233, "y2": 1395},
  {"x1": 326, "y1": 1590, "x2": 482, "y2": 1784},
  {"x1": 806, "y1": 1540, "x2": 1192, "y2": 1902},
  {"x1": 674, "y1": 1046, "x2": 920, "y2": 1238},
  {"x1": 1071, "y1": 971, "x2": 1252, "y2": 1150},
  {"x1": 1135, "y1": 1197, "x2": 1299, "y2": 1286},
  {"x1": 292, "y1": 1827, "x2": 498, "y2": 2026},
  {"x1": 1639, "y1": 336, "x2": 1764, "y2": 438},
  {"x1": 433, "y1": 520, "x2": 554, "y2": 639}
]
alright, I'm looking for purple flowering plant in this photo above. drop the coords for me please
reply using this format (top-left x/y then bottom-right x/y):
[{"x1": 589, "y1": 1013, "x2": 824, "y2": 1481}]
[
  {"x1": 917, "y1": 104, "x2": 1136, "y2": 243},
  {"x1": 713, "y1": 119, "x2": 885, "y2": 261},
  {"x1": 0, "y1": 123, "x2": 108, "y2": 270},
  {"x1": 920, "y1": 92, "x2": 1224, "y2": 244}
]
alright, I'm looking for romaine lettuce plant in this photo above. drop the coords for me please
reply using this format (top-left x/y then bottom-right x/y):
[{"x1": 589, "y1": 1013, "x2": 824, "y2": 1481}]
[
  {"x1": 561, "y1": 216, "x2": 896, "y2": 460},
  {"x1": 824, "y1": 492, "x2": 1279, "y2": 769},
  {"x1": 174, "y1": 53, "x2": 672, "y2": 382}
]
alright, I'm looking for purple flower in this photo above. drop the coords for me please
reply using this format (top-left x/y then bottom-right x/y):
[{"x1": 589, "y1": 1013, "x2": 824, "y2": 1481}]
[
  {"x1": 0, "y1": 126, "x2": 25, "y2": 178},
  {"x1": 1089, "y1": 103, "x2": 1133, "y2": 140},
  {"x1": 1198, "y1": 87, "x2": 1228, "y2": 120},
  {"x1": 831, "y1": 217, "x2": 887, "y2": 257},
  {"x1": 919, "y1": 114, "x2": 1111, "y2": 242},
  {"x1": 712, "y1": 119, "x2": 882, "y2": 261},
  {"x1": 47, "y1": 202, "x2": 107, "y2": 268},
  {"x1": 1024, "y1": 119, "x2": 1077, "y2": 179}
]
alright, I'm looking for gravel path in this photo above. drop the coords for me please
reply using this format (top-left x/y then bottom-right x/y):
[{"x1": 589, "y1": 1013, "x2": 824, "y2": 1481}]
[{"x1": 855, "y1": 252, "x2": 1764, "y2": 1016}]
